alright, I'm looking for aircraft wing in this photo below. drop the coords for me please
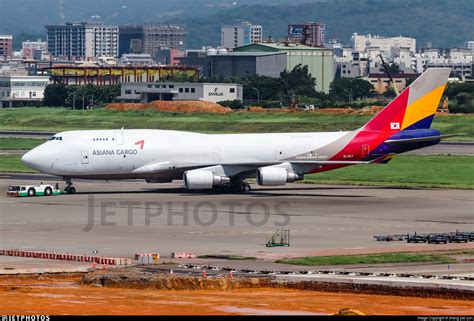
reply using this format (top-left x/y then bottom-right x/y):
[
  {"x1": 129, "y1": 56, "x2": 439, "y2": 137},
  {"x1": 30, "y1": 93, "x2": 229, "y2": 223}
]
[{"x1": 132, "y1": 159, "x2": 370, "y2": 175}]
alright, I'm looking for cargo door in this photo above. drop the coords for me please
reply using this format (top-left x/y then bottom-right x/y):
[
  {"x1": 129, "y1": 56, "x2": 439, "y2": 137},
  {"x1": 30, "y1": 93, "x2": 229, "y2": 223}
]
[
  {"x1": 115, "y1": 131, "x2": 124, "y2": 145},
  {"x1": 81, "y1": 150, "x2": 89, "y2": 164}
]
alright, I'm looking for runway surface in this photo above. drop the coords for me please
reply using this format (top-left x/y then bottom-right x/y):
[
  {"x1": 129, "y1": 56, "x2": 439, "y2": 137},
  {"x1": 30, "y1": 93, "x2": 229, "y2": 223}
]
[{"x1": 1, "y1": 174, "x2": 473, "y2": 261}]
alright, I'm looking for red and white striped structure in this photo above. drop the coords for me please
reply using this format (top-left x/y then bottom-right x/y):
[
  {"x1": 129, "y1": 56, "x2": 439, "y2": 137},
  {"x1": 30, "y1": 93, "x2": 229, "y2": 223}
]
[
  {"x1": 171, "y1": 252, "x2": 196, "y2": 259},
  {"x1": 0, "y1": 249, "x2": 132, "y2": 266}
]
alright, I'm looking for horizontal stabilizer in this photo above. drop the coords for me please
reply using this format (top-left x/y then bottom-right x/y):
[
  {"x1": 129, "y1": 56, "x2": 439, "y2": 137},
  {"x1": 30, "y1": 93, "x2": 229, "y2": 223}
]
[
  {"x1": 385, "y1": 134, "x2": 466, "y2": 145},
  {"x1": 290, "y1": 160, "x2": 371, "y2": 165}
]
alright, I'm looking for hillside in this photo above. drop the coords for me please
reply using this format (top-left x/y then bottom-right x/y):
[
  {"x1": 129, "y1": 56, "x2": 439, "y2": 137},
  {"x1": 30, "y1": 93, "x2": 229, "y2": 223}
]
[
  {"x1": 182, "y1": 0, "x2": 474, "y2": 48},
  {"x1": 0, "y1": 0, "x2": 472, "y2": 49}
]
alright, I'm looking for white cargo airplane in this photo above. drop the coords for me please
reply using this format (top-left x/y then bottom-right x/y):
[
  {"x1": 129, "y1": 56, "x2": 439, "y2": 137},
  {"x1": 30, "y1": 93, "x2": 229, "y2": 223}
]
[{"x1": 22, "y1": 68, "x2": 453, "y2": 194}]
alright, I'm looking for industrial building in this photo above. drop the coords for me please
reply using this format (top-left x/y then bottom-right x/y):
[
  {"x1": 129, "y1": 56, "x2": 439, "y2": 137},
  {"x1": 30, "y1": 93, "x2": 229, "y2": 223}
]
[
  {"x1": 119, "y1": 82, "x2": 242, "y2": 103},
  {"x1": 288, "y1": 22, "x2": 326, "y2": 47},
  {"x1": 0, "y1": 35, "x2": 13, "y2": 60},
  {"x1": 221, "y1": 22, "x2": 262, "y2": 49},
  {"x1": 234, "y1": 43, "x2": 334, "y2": 93},
  {"x1": 210, "y1": 52, "x2": 287, "y2": 79},
  {"x1": 46, "y1": 22, "x2": 119, "y2": 60},
  {"x1": 0, "y1": 74, "x2": 50, "y2": 107}
]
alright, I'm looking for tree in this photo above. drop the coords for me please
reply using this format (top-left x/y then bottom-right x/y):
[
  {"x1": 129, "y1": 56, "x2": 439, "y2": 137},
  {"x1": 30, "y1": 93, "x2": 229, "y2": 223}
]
[
  {"x1": 329, "y1": 78, "x2": 374, "y2": 102},
  {"x1": 387, "y1": 63, "x2": 401, "y2": 74},
  {"x1": 241, "y1": 74, "x2": 281, "y2": 101},
  {"x1": 279, "y1": 64, "x2": 317, "y2": 102},
  {"x1": 380, "y1": 63, "x2": 402, "y2": 75},
  {"x1": 445, "y1": 82, "x2": 474, "y2": 98},
  {"x1": 43, "y1": 84, "x2": 68, "y2": 107},
  {"x1": 65, "y1": 84, "x2": 120, "y2": 109},
  {"x1": 352, "y1": 78, "x2": 374, "y2": 99},
  {"x1": 218, "y1": 100, "x2": 244, "y2": 110}
]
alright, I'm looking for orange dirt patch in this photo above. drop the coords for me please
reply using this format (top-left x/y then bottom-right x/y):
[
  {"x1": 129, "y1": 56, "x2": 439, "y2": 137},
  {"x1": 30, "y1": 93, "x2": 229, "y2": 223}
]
[
  {"x1": 107, "y1": 101, "x2": 232, "y2": 114},
  {"x1": 0, "y1": 274, "x2": 472, "y2": 315}
]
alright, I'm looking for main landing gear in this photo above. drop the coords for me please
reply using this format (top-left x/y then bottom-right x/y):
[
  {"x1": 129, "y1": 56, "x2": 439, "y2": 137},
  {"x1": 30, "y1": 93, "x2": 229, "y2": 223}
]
[
  {"x1": 214, "y1": 180, "x2": 252, "y2": 193},
  {"x1": 64, "y1": 178, "x2": 76, "y2": 194},
  {"x1": 229, "y1": 181, "x2": 252, "y2": 193}
]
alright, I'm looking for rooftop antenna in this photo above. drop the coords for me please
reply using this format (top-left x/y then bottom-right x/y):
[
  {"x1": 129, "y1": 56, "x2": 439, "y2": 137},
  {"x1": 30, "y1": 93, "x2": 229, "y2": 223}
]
[{"x1": 379, "y1": 54, "x2": 399, "y2": 96}]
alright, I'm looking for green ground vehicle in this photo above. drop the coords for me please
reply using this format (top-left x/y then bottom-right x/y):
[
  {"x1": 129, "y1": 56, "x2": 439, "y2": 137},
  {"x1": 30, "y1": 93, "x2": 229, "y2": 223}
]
[{"x1": 7, "y1": 184, "x2": 62, "y2": 197}]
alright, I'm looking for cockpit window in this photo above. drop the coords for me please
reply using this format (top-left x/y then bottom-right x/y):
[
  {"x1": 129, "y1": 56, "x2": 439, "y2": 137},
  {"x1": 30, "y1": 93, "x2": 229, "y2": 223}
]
[{"x1": 48, "y1": 136, "x2": 63, "y2": 141}]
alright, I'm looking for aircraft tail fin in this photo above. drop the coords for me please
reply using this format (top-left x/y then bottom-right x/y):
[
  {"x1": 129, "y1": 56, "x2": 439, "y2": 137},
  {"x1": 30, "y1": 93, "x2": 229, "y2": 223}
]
[{"x1": 363, "y1": 68, "x2": 451, "y2": 132}]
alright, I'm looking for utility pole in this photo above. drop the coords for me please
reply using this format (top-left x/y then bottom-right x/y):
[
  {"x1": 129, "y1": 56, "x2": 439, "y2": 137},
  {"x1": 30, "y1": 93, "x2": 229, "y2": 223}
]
[
  {"x1": 72, "y1": 92, "x2": 76, "y2": 110},
  {"x1": 252, "y1": 87, "x2": 260, "y2": 102}
]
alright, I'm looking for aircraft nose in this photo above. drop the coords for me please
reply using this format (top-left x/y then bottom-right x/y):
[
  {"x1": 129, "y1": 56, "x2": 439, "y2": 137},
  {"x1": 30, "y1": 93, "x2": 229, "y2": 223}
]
[{"x1": 21, "y1": 149, "x2": 42, "y2": 170}]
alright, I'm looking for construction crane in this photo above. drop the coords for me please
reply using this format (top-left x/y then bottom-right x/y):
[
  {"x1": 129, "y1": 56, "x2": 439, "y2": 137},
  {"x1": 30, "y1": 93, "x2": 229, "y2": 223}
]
[{"x1": 379, "y1": 54, "x2": 400, "y2": 96}]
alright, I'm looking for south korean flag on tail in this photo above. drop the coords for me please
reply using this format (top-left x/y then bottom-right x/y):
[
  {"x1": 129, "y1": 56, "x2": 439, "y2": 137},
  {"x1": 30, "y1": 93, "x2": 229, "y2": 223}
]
[{"x1": 390, "y1": 122, "x2": 400, "y2": 130}]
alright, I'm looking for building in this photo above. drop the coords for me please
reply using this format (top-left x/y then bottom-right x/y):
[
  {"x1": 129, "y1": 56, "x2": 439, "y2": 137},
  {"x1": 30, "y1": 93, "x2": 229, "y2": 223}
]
[
  {"x1": 119, "y1": 24, "x2": 187, "y2": 59},
  {"x1": 415, "y1": 48, "x2": 473, "y2": 80},
  {"x1": 119, "y1": 25, "x2": 144, "y2": 56},
  {"x1": 210, "y1": 52, "x2": 287, "y2": 79},
  {"x1": 466, "y1": 41, "x2": 474, "y2": 54},
  {"x1": 22, "y1": 40, "x2": 48, "y2": 60},
  {"x1": 351, "y1": 33, "x2": 416, "y2": 57},
  {"x1": 143, "y1": 24, "x2": 187, "y2": 60},
  {"x1": 288, "y1": 22, "x2": 325, "y2": 47},
  {"x1": 44, "y1": 65, "x2": 198, "y2": 86},
  {"x1": 119, "y1": 82, "x2": 243, "y2": 103},
  {"x1": 119, "y1": 54, "x2": 154, "y2": 66},
  {"x1": 0, "y1": 74, "x2": 50, "y2": 107},
  {"x1": 221, "y1": 22, "x2": 263, "y2": 49},
  {"x1": 0, "y1": 35, "x2": 13, "y2": 60},
  {"x1": 178, "y1": 50, "x2": 212, "y2": 78},
  {"x1": 366, "y1": 73, "x2": 418, "y2": 95},
  {"x1": 46, "y1": 22, "x2": 119, "y2": 60},
  {"x1": 155, "y1": 48, "x2": 185, "y2": 66},
  {"x1": 85, "y1": 24, "x2": 119, "y2": 59},
  {"x1": 234, "y1": 43, "x2": 334, "y2": 93}
]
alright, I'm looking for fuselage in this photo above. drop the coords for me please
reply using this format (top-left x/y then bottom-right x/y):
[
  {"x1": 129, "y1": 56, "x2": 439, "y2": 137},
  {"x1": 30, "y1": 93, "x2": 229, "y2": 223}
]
[{"x1": 22, "y1": 129, "x2": 349, "y2": 181}]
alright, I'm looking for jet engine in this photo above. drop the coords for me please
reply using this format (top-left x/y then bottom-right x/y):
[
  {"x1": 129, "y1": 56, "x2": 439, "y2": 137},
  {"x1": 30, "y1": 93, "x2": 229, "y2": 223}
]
[
  {"x1": 183, "y1": 171, "x2": 230, "y2": 190},
  {"x1": 257, "y1": 167, "x2": 303, "y2": 186}
]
